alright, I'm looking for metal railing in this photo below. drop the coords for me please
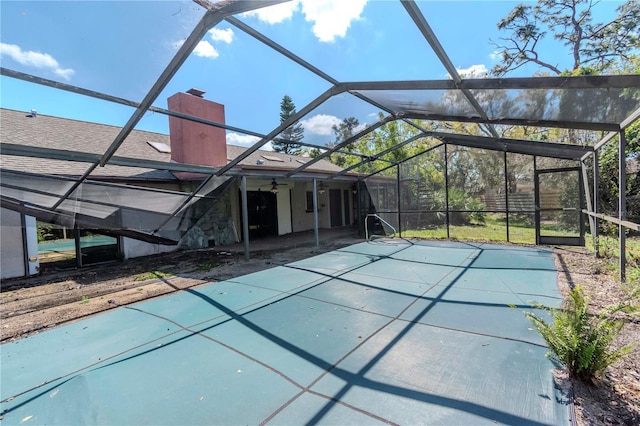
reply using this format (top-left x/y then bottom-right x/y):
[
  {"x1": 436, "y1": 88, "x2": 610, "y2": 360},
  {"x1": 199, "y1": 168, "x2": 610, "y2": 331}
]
[{"x1": 365, "y1": 214, "x2": 397, "y2": 241}]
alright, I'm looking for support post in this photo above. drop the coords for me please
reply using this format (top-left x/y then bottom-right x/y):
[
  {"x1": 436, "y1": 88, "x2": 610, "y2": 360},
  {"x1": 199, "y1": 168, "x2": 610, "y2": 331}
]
[
  {"x1": 397, "y1": 165, "x2": 402, "y2": 238},
  {"x1": 241, "y1": 176, "x2": 250, "y2": 261},
  {"x1": 593, "y1": 150, "x2": 599, "y2": 257},
  {"x1": 534, "y1": 156, "x2": 539, "y2": 245},
  {"x1": 313, "y1": 179, "x2": 320, "y2": 247},
  {"x1": 581, "y1": 157, "x2": 596, "y2": 243},
  {"x1": 504, "y1": 151, "x2": 510, "y2": 242},
  {"x1": 444, "y1": 144, "x2": 450, "y2": 239},
  {"x1": 74, "y1": 222, "x2": 82, "y2": 268},
  {"x1": 619, "y1": 131, "x2": 626, "y2": 282},
  {"x1": 357, "y1": 180, "x2": 362, "y2": 236},
  {"x1": 20, "y1": 212, "x2": 29, "y2": 277}
]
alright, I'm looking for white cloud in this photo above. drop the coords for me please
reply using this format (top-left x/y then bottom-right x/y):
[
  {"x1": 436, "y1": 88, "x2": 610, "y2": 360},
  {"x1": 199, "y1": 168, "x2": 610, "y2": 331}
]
[
  {"x1": 301, "y1": 0, "x2": 368, "y2": 42},
  {"x1": 301, "y1": 114, "x2": 342, "y2": 135},
  {"x1": 226, "y1": 133, "x2": 273, "y2": 151},
  {"x1": 0, "y1": 43, "x2": 75, "y2": 80},
  {"x1": 208, "y1": 28, "x2": 234, "y2": 44},
  {"x1": 171, "y1": 39, "x2": 184, "y2": 51},
  {"x1": 353, "y1": 123, "x2": 367, "y2": 134},
  {"x1": 490, "y1": 50, "x2": 502, "y2": 61},
  {"x1": 242, "y1": 0, "x2": 368, "y2": 43},
  {"x1": 54, "y1": 68, "x2": 75, "y2": 80},
  {"x1": 180, "y1": 27, "x2": 233, "y2": 60},
  {"x1": 193, "y1": 40, "x2": 219, "y2": 58},
  {"x1": 242, "y1": 1, "x2": 299, "y2": 24},
  {"x1": 454, "y1": 64, "x2": 489, "y2": 78}
]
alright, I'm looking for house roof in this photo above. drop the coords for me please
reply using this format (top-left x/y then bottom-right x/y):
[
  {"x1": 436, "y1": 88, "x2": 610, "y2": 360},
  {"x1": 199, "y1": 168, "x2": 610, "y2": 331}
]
[{"x1": 0, "y1": 108, "x2": 344, "y2": 180}]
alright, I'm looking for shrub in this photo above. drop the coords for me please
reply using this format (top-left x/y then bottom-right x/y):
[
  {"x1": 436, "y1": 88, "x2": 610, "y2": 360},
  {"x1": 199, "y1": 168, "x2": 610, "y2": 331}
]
[{"x1": 524, "y1": 286, "x2": 637, "y2": 383}]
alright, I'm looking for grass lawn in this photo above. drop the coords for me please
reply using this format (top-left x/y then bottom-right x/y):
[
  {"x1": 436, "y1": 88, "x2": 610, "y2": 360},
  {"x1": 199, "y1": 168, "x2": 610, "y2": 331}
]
[
  {"x1": 399, "y1": 214, "x2": 640, "y2": 282},
  {"x1": 401, "y1": 214, "x2": 560, "y2": 245}
]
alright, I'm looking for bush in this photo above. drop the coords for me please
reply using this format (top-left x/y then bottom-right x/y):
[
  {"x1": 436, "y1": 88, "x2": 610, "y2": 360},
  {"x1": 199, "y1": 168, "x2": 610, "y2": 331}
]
[
  {"x1": 524, "y1": 286, "x2": 636, "y2": 383},
  {"x1": 447, "y1": 189, "x2": 486, "y2": 225}
]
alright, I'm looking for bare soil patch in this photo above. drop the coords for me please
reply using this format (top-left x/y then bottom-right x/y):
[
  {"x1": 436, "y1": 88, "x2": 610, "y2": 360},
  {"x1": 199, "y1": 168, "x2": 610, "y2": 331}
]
[
  {"x1": 1, "y1": 239, "x2": 359, "y2": 342},
  {"x1": 1, "y1": 239, "x2": 638, "y2": 424}
]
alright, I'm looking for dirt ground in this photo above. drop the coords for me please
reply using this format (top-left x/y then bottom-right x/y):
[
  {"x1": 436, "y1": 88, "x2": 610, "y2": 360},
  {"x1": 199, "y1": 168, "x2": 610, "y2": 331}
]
[
  {"x1": 554, "y1": 247, "x2": 640, "y2": 425},
  {"x1": 1, "y1": 239, "x2": 638, "y2": 425}
]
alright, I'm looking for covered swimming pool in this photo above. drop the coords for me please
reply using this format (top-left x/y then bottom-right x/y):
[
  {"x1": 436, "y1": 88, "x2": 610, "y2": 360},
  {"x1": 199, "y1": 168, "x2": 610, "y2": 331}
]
[{"x1": 1, "y1": 239, "x2": 571, "y2": 425}]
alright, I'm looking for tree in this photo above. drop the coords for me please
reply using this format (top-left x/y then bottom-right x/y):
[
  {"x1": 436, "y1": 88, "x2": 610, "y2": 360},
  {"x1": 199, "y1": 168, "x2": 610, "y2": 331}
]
[
  {"x1": 492, "y1": 1, "x2": 640, "y2": 229},
  {"x1": 273, "y1": 95, "x2": 304, "y2": 154},
  {"x1": 332, "y1": 117, "x2": 360, "y2": 148},
  {"x1": 491, "y1": 0, "x2": 640, "y2": 76},
  {"x1": 327, "y1": 117, "x2": 360, "y2": 167}
]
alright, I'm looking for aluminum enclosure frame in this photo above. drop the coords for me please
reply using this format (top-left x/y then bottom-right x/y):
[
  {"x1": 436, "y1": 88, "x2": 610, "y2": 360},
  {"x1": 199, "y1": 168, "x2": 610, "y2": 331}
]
[{"x1": 2, "y1": 0, "x2": 640, "y2": 270}]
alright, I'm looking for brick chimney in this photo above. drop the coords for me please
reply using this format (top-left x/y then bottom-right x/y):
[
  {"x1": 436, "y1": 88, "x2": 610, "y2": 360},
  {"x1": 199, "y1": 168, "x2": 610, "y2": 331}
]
[{"x1": 167, "y1": 89, "x2": 227, "y2": 167}]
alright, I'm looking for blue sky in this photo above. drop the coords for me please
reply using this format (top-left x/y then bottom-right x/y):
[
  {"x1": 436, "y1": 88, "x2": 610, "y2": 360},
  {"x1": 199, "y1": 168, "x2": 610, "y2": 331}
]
[{"x1": 0, "y1": 0, "x2": 624, "y2": 149}]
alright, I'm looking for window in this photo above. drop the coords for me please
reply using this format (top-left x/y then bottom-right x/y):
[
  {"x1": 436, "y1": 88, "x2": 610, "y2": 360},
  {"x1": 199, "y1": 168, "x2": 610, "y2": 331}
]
[
  {"x1": 306, "y1": 191, "x2": 314, "y2": 212},
  {"x1": 147, "y1": 141, "x2": 171, "y2": 153}
]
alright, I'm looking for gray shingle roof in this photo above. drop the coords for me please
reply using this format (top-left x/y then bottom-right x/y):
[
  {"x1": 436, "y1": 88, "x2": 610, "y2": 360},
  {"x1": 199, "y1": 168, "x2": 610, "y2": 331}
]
[{"x1": 0, "y1": 108, "x2": 344, "y2": 179}]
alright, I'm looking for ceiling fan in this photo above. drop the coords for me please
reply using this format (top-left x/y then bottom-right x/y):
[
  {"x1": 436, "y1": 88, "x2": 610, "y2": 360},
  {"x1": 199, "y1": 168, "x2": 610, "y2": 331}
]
[{"x1": 259, "y1": 178, "x2": 288, "y2": 194}]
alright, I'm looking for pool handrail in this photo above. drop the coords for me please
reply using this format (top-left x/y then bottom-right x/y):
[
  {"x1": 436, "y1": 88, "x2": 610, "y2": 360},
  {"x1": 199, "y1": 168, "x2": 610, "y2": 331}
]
[{"x1": 365, "y1": 214, "x2": 396, "y2": 241}]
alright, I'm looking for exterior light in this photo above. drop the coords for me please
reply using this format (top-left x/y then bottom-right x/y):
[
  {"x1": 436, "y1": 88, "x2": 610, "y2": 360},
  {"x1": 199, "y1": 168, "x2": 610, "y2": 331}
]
[{"x1": 318, "y1": 182, "x2": 326, "y2": 194}]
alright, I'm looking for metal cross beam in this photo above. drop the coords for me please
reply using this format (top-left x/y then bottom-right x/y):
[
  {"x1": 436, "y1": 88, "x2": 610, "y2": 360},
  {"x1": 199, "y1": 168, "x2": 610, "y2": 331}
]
[
  {"x1": 361, "y1": 142, "x2": 445, "y2": 180},
  {"x1": 215, "y1": 85, "x2": 345, "y2": 176},
  {"x1": 285, "y1": 114, "x2": 397, "y2": 177},
  {"x1": 49, "y1": 0, "x2": 287, "y2": 210},
  {"x1": 330, "y1": 132, "x2": 429, "y2": 178},
  {"x1": 400, "y1": 0, "x2": 501, "y2": 140}
]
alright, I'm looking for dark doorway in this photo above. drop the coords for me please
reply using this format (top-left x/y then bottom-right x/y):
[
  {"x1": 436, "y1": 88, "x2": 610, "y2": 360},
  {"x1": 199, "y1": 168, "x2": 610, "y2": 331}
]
[
  {"x1": 240, "y1": 190, "x2": 278, "y2": 239},
  {"x1": 343, "y1": 189, "x2": 351, "y2": 225},
  {"x1": 330, "y1": 189, "x2": 343, "y2": 227}
]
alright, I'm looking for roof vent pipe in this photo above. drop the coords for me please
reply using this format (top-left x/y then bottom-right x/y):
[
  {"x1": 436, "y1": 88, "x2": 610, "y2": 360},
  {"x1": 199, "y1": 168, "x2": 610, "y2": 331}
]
[{"x1": 30, "y1": 109, "x2": 37, "y2": 118}]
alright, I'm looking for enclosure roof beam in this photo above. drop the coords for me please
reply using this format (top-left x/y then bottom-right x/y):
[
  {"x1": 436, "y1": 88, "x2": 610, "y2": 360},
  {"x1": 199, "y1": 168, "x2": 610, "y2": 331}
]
[
  {"x1": 1, "y1": 143, "x2": 358, "y2": 182},
  {"x1": 342, "y1": 74, "x2": 640, "y2": 91},
  {"x1": 48, "y1": 1, "x2": 286, "y2": 211},
  {"x1": 437, "y1": 132, "x2": 592, "y2": 160},
  {"x1": 361, "y1": 142, "x2": 445, "y2": 180},
  {"x1": 224, "y1": 12, "x2": 416, "y2": 147},
  {"x1": 215, "y1": 84, "x2": 345, "y2": 176},
  {"x1": 1, "y1": 67, "x2": 143, "y2": 108},
  {"x1": 225, "y1": 15, "x2": 339, "y2": 85},
  {"x1": 400, "y1": 112, "x2": 621, "y2": 132},
  {"x1": 0, "y1": 68, "x2": 437, "y2": 162},
  {"x1": 99, "y1": 0, "x2": 288, "y2": 168},
  {"x1": 224, "y1": 14, "x2": 410, "y2": 162},
  {"x1": 586, "y1": 105, "x2": 640, "y2": 160},
  {"x1": 1, "y1": 68, "x2": 305, "y2": 149},
  {"x1": 0, "y1": 143, "x2": 223, "y2": 176},
  {"x1": 0, "y1": 167, "x2": 220, "y2": 200},
  {"x1": 329, "y1": 132, "x2": 429, "y2": 178},
  {"x1": 400, "y1": 0, "x2": 500, "y2": 139},
  {"x1": 621, "y1": 105, "x2": 640, "y2": 129},
  {"x1": 285, "y1": 114, "x2": 396, "y2": 177},
  {"x1": 0, "y1": 197, "x2": 178, "y2": 245},
  {"x1": 591, "y1": 132, "x2": 619, "y2": 154}
]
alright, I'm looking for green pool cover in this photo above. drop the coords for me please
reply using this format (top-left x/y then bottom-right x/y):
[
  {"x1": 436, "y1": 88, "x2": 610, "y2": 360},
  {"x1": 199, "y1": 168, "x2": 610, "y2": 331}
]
[{"x1": 1, "y1": 240, "x2": 572, "y2": 425}]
